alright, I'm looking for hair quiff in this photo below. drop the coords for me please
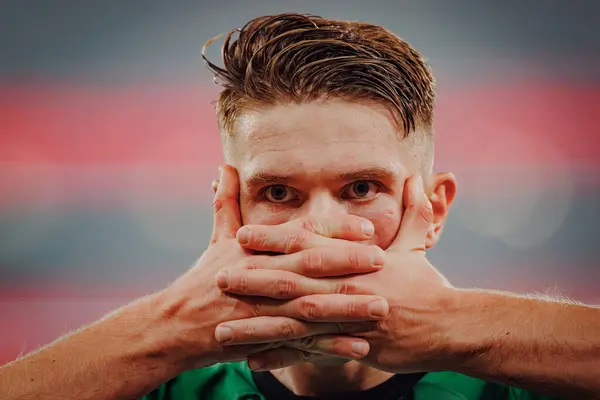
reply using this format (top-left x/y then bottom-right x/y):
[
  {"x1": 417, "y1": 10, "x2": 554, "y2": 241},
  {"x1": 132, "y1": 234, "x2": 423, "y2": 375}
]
[{"x1": 202, "y1": 13, "x2": 436, "y2": 138}]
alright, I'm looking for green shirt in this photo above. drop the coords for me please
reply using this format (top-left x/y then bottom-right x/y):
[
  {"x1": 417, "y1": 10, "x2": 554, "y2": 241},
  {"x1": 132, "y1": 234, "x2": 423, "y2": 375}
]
[{"x1": 143, "y1": 361, "x2": 561, "y2": 400}]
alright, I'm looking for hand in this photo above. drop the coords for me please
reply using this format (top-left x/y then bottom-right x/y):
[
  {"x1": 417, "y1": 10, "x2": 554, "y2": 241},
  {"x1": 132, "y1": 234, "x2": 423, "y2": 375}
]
[
  {"x1": 217, "y1": 175, "x2": 456, "y2": 373},
  {"x1": 154, "y1": 165, "x2": 390, "y2": 370}
]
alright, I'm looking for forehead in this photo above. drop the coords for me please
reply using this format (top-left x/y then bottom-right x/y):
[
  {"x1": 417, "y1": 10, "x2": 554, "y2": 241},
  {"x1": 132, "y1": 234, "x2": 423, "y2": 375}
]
[{"x1": 226, "y1": 100, "x2": 417, "y2": 181}]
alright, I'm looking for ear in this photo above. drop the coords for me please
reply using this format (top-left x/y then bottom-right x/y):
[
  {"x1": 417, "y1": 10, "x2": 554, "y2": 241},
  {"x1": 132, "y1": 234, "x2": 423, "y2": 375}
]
[{"x1": 425, "y1": 172, "x2": 457, "y2": 249}]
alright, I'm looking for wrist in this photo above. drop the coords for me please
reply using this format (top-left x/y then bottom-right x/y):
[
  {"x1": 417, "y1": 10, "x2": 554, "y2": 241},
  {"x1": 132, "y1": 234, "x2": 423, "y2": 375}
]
[
  {"x1": 146, "y1": 288, "x2": 219, "y2": 371},
  {"x1": 435, "y1": 289, "x2": 521, "y2": 375},
  {"x1": 108, "y1": 292, "x2": 192, "y2": 377},
  {"x1": 419, "y1": 287, "x2": 475, "y2": 372}
]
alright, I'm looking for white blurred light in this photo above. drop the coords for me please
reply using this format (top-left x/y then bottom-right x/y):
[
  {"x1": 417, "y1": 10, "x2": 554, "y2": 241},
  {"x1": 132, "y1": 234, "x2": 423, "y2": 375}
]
[
  {"x1": 499, "y1": 162, "x2": 573, "y2": 249},
  {"x1": 456, "y1": 128, "x2": 574, "y2": 249}
]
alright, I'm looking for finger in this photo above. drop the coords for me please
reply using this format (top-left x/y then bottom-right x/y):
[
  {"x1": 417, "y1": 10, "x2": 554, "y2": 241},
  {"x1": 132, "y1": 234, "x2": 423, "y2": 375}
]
[
  {"x1": 237, "y1": 224, "x2": 361, "y2": 254},
  {"x1": 389, "y1": 175, "x2": 433, "y2": 252},
  {"x1": 218, "y1": 268, "x2": 346, "y2": 299},
  {"x1": 286, "y1": 334, "x2": 370, "y2": 360},
  {"x1": 218, "y1": 248, "x2": 384, "y2": 297},
  {"x1": 211, "y1": 179, "x2": 220, "y2": 193},
  {"x1": 247, "y1": 336, "x2": 370, "y2": 371},
  {"x1": 236, "y1": 225, "x2": 325, "y2": 253},
  {"x1": 215, "y1": 316, "x2": 375, "y2": 345},
  {"x1": 255, "y1": 294, "x2": 389, "y2": 322},
  {"x1": 236, "y1": 215, "x2": 375, "y2": 253},
  {"x1": 217, "y1": 342, "x2": 279, "y2": 364},
  {"x1": 247, "y1": 245, "x2": 385, "y2": 278},
  {"x1": 247, "y1": 348, "x2": 326, "y2": 371},
  {"x1": 210, "y1": 165, "x2": 242, "y2": 244},
  {"x1": 294, "y1": 215, "x2": 375, "y2": 241}
]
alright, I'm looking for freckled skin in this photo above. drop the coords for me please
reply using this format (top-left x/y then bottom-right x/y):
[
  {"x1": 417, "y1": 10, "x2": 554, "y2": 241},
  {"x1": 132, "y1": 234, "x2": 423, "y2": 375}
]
[{"x1": 224, "y1": 99, "x2": 418, "y2": 251}]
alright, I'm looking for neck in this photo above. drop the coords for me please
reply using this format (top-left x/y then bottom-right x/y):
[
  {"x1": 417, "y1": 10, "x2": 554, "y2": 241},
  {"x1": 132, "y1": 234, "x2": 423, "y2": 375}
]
[{"x1": 270, "y1": 361, "x2": 394, "y2": 397}]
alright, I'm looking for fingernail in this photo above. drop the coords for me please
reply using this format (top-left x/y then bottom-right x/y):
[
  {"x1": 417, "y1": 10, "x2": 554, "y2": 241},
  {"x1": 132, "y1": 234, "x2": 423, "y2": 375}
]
[
  {"x1": 361, "y1": 220, "x2": 374, "y2": 236},
  {"x1": 218, "y1": 166, "x2": 223, "y2": 179},
  {"x1": 236, "y1": 227, "x2": 251, "y2": 245},
  {"x1": 248, "y1": 358, "x2": 265, "y2": 370},
  {"x1": 370, "y1": 248, "x2": 385, "y2": 267},
  {"x1": 351, "y1": 342, "x2": 369, "y2": 357},
  {"x1": 216, "y1": 270, "x2": 230, "y2": 289},
  {"x1": 215, "y1": 325, "x2": 233, "y2": 343},
  {"x1": 368, "y1": 299, "x2": 389, "y2": 317}
]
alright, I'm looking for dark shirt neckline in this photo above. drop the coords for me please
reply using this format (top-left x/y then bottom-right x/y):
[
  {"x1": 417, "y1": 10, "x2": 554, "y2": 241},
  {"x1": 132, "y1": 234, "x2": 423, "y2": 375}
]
[{"x1": 251, "y1": 369, "x2": 425, "y2": 400}]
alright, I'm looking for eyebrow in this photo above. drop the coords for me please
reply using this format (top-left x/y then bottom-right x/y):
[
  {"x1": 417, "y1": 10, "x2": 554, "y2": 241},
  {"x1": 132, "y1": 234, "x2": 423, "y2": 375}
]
[
  {"x1": 245, "y1": 166, "x2": 399, "y2": 189},
  {"x1": 246, "y1": 172, "x2": 292, "y2": 188},
  {"x1": 337, "y1": 167, "x2": 399, "y2": 183}
]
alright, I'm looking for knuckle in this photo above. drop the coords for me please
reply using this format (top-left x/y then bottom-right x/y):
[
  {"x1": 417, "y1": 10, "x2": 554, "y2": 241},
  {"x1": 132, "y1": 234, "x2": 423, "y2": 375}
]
[
  {"x1": 347, "y1": 249, "x2": 362, "y2": 270},
  {"x1": 303, "y1": 249, "x2": 324, "y2": 275},
  {"x1": 240, "y1": 323, "x2": 256, "y2": 339},
  {"x1": 299, "y1": 298, "x2": 321, "y2": 319},
  {"x1": 300, "y1": 217, "x2": 328, "y2": 237},
  {"x1": 284, "y1": 230, "x2": 309, "y2": 253},
  {"x1": 242, "y1": 258, "x2": 258, "y2": 270},
  {"x1": 278, "y1": 320, "x2": 297, "y2": 339},
  {"x1": 406, "y1": 200, "x2": 434, "y2": 225},
  {"x1": 212, "y1": 198, "x2": 224, "y2": 213},
  {"x1": 339, "y1": 218, "x2": 356, "y2": 237},
  {"x1": 374, "y1": 320, "x2": 388, "y2": 332},
  {"x1": 335, "y1": 282, "x2": 358, "y2": 295},
  {"x1": 419, "y1": 202, "x2": 434, "y2": 223},
  {"x1": 253, "y1": 229, "x2": 269, "y2": 249},
  {"x1": 232, "y1": 273, "x2": 249, "y2": 293},
  {"x1": 250, "y1": 302, "x2": 263, "y2": 317},
  {"x1": 298, "y1": 335, "x2": 318, "y2": 350},
  {"x1": 273, "y1": 278, "x2": 296, "y2": 298},
  {"x1": 345, "y1": 299, "x2": 358, "y2": 317},
  {"x1": 300, "y1": 217, "x2": 317, "y2": 232}
]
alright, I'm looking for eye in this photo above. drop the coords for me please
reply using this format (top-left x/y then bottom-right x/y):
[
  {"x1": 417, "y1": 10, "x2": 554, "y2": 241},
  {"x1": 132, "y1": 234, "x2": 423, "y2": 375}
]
[
  {"x1": 343, "y1": 181, "x2": 381, "y2": 200},
  {"x1": 263, "y1": 185, "x2": 297, "y2": 203}
]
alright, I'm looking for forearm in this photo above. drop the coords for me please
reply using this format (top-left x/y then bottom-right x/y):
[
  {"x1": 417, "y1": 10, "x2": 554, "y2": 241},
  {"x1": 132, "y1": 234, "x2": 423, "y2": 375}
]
[
  {"x1": 444, "y1": 289, "x2": 600, "y2": 398},
  {"x1": 0, "y1": 294, "x2": 182, "y2": 400}
]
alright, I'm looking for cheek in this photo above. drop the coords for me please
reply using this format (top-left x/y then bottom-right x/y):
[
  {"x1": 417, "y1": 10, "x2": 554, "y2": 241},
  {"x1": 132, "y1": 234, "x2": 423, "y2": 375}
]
[
  {"x1": 355, "y1": 199, "x2": 402, "y2": 250},
  {"x1": 240, "y1": 199, "x2": 296, "y2": 226},
  {"x1": 240, "y1": 194, "x2": 403, "y2": 248}
]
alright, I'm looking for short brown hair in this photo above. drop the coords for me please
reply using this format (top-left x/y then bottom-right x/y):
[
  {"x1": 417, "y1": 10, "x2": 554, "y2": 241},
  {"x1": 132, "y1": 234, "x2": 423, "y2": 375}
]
[{"x1": 202, "y1": 13, "x2": 435, "y2": 139}]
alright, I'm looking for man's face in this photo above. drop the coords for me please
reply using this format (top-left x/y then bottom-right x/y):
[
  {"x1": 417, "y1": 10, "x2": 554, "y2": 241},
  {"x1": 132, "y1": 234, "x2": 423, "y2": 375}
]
[{"x1": 225, "y1": 99, "x2": 422, "y2": 250}]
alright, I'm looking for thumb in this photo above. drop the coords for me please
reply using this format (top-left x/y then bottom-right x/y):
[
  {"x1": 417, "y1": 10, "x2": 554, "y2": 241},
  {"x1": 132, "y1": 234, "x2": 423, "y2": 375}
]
[
  {"x1": 389, "y1": 175, "x2": 433, "y2": 252},
  {"x1": 211, "y1": 179, "x2": 220, "y2": 193},
  {"x1": 210, "y1": 165, "x2": 242, "y2": 244}
]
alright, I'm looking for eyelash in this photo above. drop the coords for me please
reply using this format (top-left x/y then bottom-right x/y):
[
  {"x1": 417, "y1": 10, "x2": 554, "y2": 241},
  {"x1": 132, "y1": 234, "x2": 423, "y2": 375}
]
[
  {"x1": 260, "y1": 181, "x2": 383, "y2": 203},
  {"x1": 261, "y1": 185, "x2": 299, "y2": 203},
  {"x1": 342, "y1": 181, "x2": 382, "y2": 200}
]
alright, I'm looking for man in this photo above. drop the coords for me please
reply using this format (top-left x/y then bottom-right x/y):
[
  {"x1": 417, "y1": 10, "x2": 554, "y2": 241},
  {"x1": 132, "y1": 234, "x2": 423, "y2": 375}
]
[{"x1": 0, "y1": 12, "x2": 598, "y2": 400}]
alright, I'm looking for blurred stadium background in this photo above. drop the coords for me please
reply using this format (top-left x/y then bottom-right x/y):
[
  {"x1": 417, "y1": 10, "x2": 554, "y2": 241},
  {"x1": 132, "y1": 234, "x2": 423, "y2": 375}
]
[{"x1": 1, "y1": 0, "x2": 599, "y2": 364}]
